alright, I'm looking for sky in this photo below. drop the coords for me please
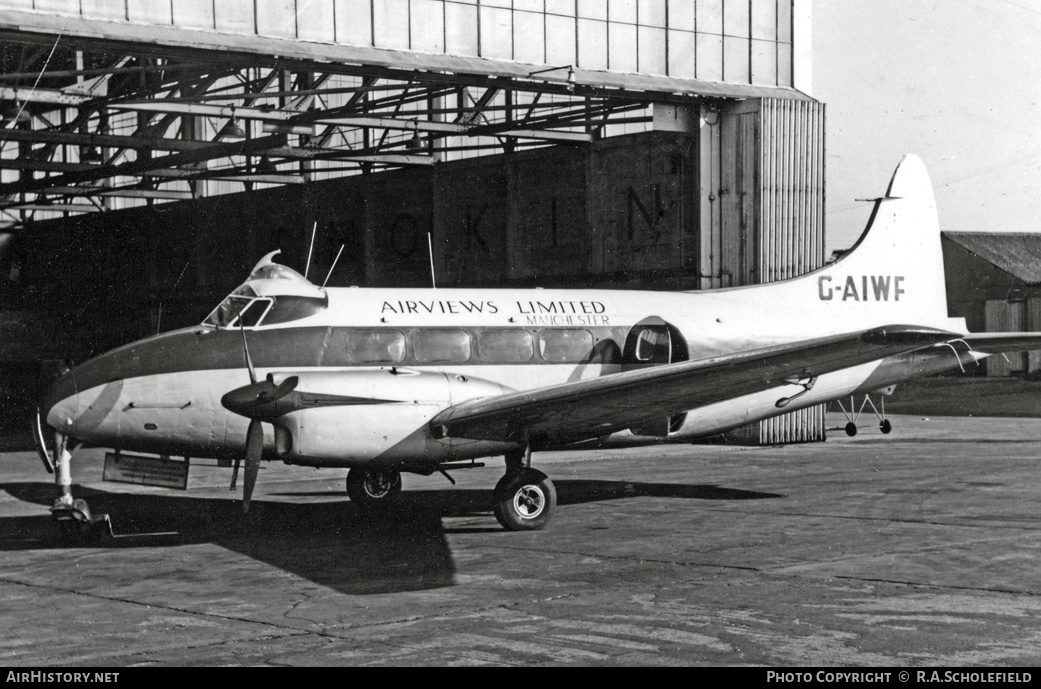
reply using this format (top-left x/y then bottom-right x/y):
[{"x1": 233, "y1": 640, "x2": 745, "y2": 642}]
[{"x1": 811, "y1": 0, "x2": 1041, "y2": 254}]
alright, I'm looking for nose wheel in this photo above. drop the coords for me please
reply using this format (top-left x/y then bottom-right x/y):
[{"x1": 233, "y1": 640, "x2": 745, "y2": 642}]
[
  {"x1": 52, "y1": 497, "x2": 113, "y2": 540},
  {"x1": 47, "y1": 432, "x2": 113, "y2": 540}
]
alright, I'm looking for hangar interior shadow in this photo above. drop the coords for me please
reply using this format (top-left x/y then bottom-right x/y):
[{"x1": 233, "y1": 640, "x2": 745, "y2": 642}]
[{"x1": 0, "y1": 479, "x2": 783, "y2": 595}]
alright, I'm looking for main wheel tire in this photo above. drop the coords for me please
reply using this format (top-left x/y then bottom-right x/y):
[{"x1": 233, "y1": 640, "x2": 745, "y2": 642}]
[
  {"x1": 346, "y1": 469, "x2": 402, "y2": 509},
  {"x1": 880, "y1": 419, "x2": 893, "y2": 434},
  {"x1": 493, "y1": 468, "x2": 556, "y2": 531},
  {"x1": 845, "y1": 422, "x2": 858, "y2": 437}
]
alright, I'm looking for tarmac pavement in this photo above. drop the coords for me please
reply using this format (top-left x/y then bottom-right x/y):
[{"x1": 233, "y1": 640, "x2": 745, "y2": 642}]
[{"x1": 1, "y1": 413, "x2": 1040, "y2": 666}]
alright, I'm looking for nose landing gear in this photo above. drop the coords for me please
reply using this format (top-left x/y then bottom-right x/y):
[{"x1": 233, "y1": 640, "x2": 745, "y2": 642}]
[{"x1": 49, "y1": 433, "x2": 112, "y2": 540}]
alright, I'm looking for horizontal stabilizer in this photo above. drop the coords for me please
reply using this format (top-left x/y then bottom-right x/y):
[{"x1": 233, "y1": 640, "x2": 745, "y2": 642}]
[{"x1": 963, "y1": 332, "x2": 1041, "y2": 353}]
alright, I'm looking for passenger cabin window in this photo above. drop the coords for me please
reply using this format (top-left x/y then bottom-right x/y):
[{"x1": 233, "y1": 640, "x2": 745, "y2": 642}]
[
  {"x1": 414, "y1": 329, "x2": 472, "y2": 363},
  {"x1": 479, "y1": 329, "x2": 534, "y2": 363},
  {"x1": 636, "y1": 328, "x2": 670, "y2": 362},
  {"x1": 539, "y1": 329, "x2": 593, "y2": 362},
  {"x1": 346, "y1": 329, "x2": 406, "y2": 364}
]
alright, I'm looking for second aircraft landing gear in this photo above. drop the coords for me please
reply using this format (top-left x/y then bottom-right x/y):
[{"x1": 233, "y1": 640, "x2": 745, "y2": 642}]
[
  {"x1": 346, "y1": 468, "x2": 402, "y2": 508},
  {"x1": 494, "y1": 448, "x2": 557, "y2": 531},
  {"x1": 832, "y1": 390, "x2": 895, "y2": 437}
]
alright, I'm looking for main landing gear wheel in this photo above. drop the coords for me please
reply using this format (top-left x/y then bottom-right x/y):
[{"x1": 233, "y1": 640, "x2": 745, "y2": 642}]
[
  {"x1": 493, "y1": 468, "x2": 556, "y2": 531},
  {"x1": 346, "y1": 469, "x2": 402, "y2": 509},
  {"x1": 845, "y1": 422, "x2": 858, "y2": 437},
  {"x1": 880, "y1": 419, "x2": 893, "y2": 434}
]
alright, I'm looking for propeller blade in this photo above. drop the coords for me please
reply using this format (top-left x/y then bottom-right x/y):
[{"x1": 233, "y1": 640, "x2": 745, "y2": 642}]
[
  {"x1": 239, "y1": 323, "x2": 257, "y2": 385},
  {"x1": 242, "y1": 419, "x2": 263, "y2": 513},
  {"x1": 258, "y1": 374, "x2": 298, "y2": 403}
]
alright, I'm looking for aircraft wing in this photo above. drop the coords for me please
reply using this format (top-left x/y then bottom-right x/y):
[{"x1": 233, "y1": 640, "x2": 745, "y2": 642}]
[
  {"x1": 431, "y1": 325, "x2": 959, "y2": 445},
  {"x1": 962, "y1": 332, "x2": 1041, "y2": 353}
]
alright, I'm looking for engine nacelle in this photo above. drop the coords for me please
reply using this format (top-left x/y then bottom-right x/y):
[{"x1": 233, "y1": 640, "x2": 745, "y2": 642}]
[{"x1": 271, "y1": 368, "x2": 516, "y2": 467}]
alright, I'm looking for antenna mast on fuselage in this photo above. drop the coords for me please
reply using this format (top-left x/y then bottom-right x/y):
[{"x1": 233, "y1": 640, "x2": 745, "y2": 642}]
[
  {"x1": 304, "y1": 221, "x2": 317, "y2": 279},
  {"x1": 427, "y1": 232, "x2": 437, "y2": 289}
]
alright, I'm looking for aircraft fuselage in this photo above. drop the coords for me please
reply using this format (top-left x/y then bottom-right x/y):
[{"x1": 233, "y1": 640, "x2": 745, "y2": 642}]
[{"x1": 42, "y1": 280, "x2": 973, "y2": 470}]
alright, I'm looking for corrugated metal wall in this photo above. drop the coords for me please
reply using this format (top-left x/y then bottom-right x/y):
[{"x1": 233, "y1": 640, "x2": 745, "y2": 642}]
[
  {"x1": 4, "y1": 0, "x2": 799, "y2": 89},
  {"x1": 759, "y1": 99, "x2": 826, "y2": 282},
  {"x1": 717, "y1": 97, "x2": 827, "y2": 444}
]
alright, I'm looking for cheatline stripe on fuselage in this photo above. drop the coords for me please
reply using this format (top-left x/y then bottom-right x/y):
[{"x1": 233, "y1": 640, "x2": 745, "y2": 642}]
[{"x1": 63, "y1": 323, "x2": 633, "y2": 398}]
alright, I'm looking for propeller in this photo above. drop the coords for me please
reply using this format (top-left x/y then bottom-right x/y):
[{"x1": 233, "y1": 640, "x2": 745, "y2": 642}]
[{"x1": 221, "y1": 325, "x2": 298, "y2": 513}]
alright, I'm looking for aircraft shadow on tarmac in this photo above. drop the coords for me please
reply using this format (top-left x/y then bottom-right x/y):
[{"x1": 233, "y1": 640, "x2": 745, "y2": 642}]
[{"x1": 0, "y1": 479, "x2": 782, "y2": 595}]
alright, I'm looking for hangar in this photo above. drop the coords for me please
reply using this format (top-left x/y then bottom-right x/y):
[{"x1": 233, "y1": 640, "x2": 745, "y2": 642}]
[
  {"x1": 942, "y1": 231, "x2": 1041, "y2": 378},
  {"x1": 0, "y1": 1, "x2": 823, "y2": 443}
]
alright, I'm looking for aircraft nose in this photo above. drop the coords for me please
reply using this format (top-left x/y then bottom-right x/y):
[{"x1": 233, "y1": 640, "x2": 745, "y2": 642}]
[{"x1": 40, "y1": 366, "x2": 78, "y2": 431}]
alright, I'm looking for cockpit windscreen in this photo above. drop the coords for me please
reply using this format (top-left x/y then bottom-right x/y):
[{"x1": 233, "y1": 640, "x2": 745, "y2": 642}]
[{"x1": 202, "y1": 287, "x2": 327, "y2": 329}]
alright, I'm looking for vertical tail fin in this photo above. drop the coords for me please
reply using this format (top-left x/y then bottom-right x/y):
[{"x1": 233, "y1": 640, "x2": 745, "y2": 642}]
[{"x1": 810, "y1": 155, "x2": 954, "y2": 329}]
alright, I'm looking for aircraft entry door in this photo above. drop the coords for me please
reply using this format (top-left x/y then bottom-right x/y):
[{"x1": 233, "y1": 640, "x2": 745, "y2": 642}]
[{"x1": 622, "y1": 317, "x2": 686, "y2": 437}]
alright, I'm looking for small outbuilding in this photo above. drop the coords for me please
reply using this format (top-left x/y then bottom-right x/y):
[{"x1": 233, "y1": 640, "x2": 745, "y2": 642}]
[{"x1": 942, "y1": 231, "x2": 1041, "y2": 376}]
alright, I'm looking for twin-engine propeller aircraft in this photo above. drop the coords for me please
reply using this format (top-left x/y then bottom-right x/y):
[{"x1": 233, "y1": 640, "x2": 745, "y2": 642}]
[{"x1": 32, "y1": 155, "x2": 1041, "y2": 534}]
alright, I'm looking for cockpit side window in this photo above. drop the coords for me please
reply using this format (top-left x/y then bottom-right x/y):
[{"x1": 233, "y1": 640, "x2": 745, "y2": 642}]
[
  {"x1": 202, "y1": 294, "x2": 272, "y2": 329},
  {"x1": 235, "y1": 299, "x2": 271, "y2": 327},
  {"x1": 262, "y1": 295, "x2": 328, "y2": 325}
]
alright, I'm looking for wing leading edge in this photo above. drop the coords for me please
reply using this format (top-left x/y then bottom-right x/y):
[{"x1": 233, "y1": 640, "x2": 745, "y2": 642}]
[{"x1": 431, "y1": 325, "x2": 960, "y2": 446}]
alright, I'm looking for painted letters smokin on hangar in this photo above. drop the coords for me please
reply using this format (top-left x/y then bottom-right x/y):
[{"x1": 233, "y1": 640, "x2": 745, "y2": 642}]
[{"x1": 36, "y1": 155, "x2": 1041, "y2": 533}]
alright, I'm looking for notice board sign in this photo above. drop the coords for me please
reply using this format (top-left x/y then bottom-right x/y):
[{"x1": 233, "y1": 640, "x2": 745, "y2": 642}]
[{"x1": 103, "y1": 452, "x2": 189, "y2": 490}]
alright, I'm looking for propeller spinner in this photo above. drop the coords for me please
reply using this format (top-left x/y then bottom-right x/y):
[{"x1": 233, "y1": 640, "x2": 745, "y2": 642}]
[{"x1": 221, "y1": 326, "x2": 298, "y2": 512}]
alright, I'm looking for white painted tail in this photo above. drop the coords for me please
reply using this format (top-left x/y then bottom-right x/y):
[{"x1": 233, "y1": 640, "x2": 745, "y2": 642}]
[{"x1": 793, "y1": 155, "x2": 959, "y2": 332}]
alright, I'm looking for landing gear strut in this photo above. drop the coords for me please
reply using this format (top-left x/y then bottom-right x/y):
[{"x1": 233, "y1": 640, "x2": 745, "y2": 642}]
[
  {"x1": 832, "y1": 392, "x2": 894, "y2": 436},
  {"x1": 346, "y1": 468, "x2": 402, "y2": 508},
  {"x1": 49, "y1": 432, "x2": 112, "y2": 539},
  {"x1": 493, "y1": 448, "x2": 557, "y2": 531}
]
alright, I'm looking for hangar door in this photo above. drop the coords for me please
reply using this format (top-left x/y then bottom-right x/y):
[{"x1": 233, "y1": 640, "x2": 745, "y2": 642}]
[{"x1": 985, "y1": 300, "x2": 1026, "y2": 376}]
